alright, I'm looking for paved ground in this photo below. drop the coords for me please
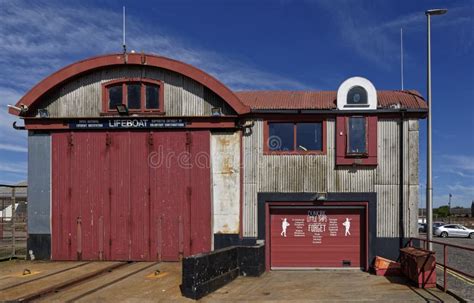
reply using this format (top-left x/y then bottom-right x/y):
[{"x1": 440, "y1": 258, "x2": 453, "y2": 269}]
[
  {"x1": 418, "y1": 234, "x2": 474, "y2": 302},
  {"x1": 0, "y1": 261, "x2": 458, "y2": 302},
  {"x1": 206, "y1": 270, "x2": 456, "y2": 302}
]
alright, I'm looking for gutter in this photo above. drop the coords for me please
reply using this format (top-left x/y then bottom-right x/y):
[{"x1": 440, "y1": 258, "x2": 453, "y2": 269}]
[{"x1": 250, "y1": 108, "x2": 428, "y2": 115}]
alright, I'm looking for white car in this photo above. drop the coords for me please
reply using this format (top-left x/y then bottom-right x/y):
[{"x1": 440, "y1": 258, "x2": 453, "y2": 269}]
[{"x1": 434, "y1": 224, "x2": 474, "y2": 238}]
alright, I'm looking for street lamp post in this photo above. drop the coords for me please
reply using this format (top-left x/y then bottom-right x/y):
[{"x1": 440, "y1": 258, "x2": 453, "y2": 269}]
[
  {"x1": 425, "y1": 8, "x2": 447, "y2": 251},
  {"x1": 448, "y1": 193, "x2": 452, "y2": 223}
]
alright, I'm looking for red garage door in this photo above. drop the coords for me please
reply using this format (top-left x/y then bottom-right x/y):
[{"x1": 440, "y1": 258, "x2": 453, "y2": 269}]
[
  {"x1": 51, "y1": 130, "x2": 211, "y2": 261},
  {"x1": 270, "y1": 206, "x2": 365, "y2": 269}
]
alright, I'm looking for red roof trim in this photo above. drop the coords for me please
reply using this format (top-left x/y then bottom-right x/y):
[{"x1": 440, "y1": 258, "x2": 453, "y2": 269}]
[{"x1": 9, "y1": 53, "x2": 250, "y2": 116}]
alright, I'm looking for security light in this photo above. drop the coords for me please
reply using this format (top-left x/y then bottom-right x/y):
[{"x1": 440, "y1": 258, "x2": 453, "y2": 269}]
[
  {"x1": 116, "y1": 104, "x2": 129, "y2": 116},
  {"x1": 315, "y1": 193, "x2": 327, "y2": 201},
  {"x1": 38, "y1": 109, "x2": 49, "y2": 118},
  {"x1": 425, "y1": 9, "x2": 448, "y2": 16}
]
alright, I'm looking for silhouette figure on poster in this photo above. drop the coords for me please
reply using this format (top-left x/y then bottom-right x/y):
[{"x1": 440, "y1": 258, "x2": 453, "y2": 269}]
[
  {"x1": 343, "y1": 218, "x2": 351, "y2": 236},
  {"x1": 281, "y1": 218, "x2": 290, "y2": 237}
]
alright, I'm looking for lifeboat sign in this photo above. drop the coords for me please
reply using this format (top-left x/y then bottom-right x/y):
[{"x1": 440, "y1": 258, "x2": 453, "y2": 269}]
[{"x1": 69, "y1": 119, "x2": 186, "y2": 129}]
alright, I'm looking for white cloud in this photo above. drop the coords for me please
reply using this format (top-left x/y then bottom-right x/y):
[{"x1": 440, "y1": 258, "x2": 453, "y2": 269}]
[
  {"x1": 316, "y1": 2, "x2": 472, "y2": 69},
  {"x1": 0, "y1": 144, "x2": 27, "y2": 153},
  {"x1": 0, "y1": 161, "x2": 27, "y2": 174},
  {"x1": 0, "y1": 1, "x2": 310, "y2": 92},
  {"x1": 439, "y1": 154, "x2": 474, "y2": 178}
]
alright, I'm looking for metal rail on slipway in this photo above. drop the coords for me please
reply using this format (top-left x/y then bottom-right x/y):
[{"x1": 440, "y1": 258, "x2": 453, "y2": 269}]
[{"x1": 408, "y1": 237, "x2": 473, "y2": 293}]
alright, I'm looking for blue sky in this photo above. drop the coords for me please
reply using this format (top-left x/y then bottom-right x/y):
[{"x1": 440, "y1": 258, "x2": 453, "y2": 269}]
[{"x1": 0, "y1": 0, "x2": 472, "y2": 207}]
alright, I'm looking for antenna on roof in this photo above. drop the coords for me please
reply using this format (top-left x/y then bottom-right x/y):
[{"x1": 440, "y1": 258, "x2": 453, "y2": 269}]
[
  {"x1": 400, "y1": 28, "x2": 404, "y2": 90},
  {"x1": 122, "y1": 6, "x2": 127, "y2": 54}
]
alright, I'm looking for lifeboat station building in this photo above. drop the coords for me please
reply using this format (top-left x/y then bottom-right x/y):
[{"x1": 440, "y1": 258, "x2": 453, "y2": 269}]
[{"x1": 9, "y1": 53, "x2": 426, "y2": 270}]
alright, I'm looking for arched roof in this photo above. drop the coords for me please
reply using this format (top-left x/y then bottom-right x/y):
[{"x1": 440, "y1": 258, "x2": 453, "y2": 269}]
[{"x1": 9, "y1": 53, "x2": 250, "y2": 116}]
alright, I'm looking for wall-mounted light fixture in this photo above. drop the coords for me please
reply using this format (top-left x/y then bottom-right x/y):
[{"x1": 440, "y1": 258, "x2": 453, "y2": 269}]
[
  {"x1": 211, "y1": 107, "x2": 222, "y2": 117},
  {"x1": 116, "y1": 104, "x2": 129, "y2": 116},
  {"x1": 315, "y1": 192, "x2": 327, "y2": 201},
  {"x1": 38, "y1": 109, "x2": 49, "y2": 118}
]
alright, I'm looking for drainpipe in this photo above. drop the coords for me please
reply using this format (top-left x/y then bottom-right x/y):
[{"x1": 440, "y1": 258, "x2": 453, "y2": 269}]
[{"x1": 399, "y1": 110, "x2": 406, "y2": 249}]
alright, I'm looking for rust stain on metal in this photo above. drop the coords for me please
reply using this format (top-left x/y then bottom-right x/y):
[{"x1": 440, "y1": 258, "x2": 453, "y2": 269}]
[
  {"x1": 222, "y1": 158, "x2": 235, "y2": 175},
  {"x1": 217, "y1": 137, "x2": 232, "y2": 147}
]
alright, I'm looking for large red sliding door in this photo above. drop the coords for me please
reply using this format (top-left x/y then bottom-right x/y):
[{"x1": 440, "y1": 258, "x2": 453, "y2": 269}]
[{"x1": 51, "y1": 130, "x2": 211, "y2": 261}]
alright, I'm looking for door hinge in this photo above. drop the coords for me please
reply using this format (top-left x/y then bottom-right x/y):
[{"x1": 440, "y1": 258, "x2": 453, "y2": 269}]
[
  {"x1": 68, "y1": 133, "x2": 74, "y2": 147},
  {"x1": 186, "y1": 186, "x2": 192, "y2": 200},
  {"x1": 185, "y1": 132, "x2": 192, "y2": 145},
  {"x1": 106, "y1": 133, "x2": 112, "y2": 147},
  {"x1": 148, "y1": 133, "x2": 154, "y2": 146}
]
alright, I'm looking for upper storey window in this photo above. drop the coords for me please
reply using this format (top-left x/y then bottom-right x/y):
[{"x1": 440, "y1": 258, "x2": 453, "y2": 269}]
[
  {"x1": 336, "y1": 116, "x2": 377, "y2": 166},
  {"x1": 102, "y1": 78, "x2": 163, "y2": 114},
  {"x1": 347, "y1": 117, "x2": 367, "y2": 155},
  {"x1": 264, "y1": 121, "x2": 326, "y2": 155}
]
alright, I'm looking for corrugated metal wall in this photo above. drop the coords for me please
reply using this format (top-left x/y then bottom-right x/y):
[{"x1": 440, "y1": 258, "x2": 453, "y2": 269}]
[
  {"x1": 27, "y1": 132, "x2": 51, "y2": 235},
  {"x1": 242, "y1": 119, "x2": 419, "y2": 238},
  {"x1": 41, "y1": 66, "x2": 235, "y2": 117},
  {"x1": 51, "y1": 130, "x2": 212, "y2": 261}
]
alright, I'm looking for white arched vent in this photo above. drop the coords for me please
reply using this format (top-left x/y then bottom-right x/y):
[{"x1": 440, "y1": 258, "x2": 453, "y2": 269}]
[{"x1": 337, "y1": 77, "x2": 377, "y2": 110}]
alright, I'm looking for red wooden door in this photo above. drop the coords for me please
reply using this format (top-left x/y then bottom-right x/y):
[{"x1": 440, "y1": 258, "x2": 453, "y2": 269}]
[
  {"x1": 51, "y1": 130, "x2": 211, "y2": 261},
  {"x1": 270, "y1": 207, "x2": 365, "y2": 268},
  {"x1": 150, "y1": 131, "x2": 188, "y2": 261}
]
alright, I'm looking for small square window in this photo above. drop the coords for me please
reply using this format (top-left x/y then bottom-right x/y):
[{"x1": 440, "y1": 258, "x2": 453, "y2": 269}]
[
  {"x1": 127, "y1": 84, "x2": 141, "y2": 109},
  {"x1": 146, "y1": 84, "x2": 159, "y2": 109},
  {"x1": 347, "y1": 117, "x2": 367, "y2": 155},
  {"x1": 268, "y1": 123, "x2": 294, "y2": 151},
  {"x1": 108, "y1": 85, "x2": 123, "y2": 110}
]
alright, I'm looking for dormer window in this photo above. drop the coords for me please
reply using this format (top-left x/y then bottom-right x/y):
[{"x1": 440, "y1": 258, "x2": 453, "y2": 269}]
[
  {"x1": 337, "y1": 77, "x2": 377, "y2": 110},
  {"x1": 102, "y1": 78, "x2": 164, "y2": 114},
  {"x1": 347, "y1": 86, "x2": 368, "y2": 105}
]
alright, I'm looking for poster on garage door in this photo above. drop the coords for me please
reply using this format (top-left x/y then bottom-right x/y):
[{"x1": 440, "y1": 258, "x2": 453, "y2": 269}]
[{"x1": 270, "y1": 207, "x2": 365, "y2": 268}]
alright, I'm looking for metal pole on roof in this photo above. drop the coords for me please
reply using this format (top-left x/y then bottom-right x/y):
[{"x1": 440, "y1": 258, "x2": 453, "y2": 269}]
[
  {"x1": 122, "y1": 6, "x2": 127, "y2": 54},
  {"x1": 425, "y1": 8, "x2": 447, "y2": 251},
  {"x1": 401, "y1": 28, "x2": 404, "y2": 90}
]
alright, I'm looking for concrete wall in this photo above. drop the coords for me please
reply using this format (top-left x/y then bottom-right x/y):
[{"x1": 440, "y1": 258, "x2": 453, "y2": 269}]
[
  {"x1": 242, "y1": 118, "x2": 420, "y2": 239},
  {"x1": 38, "y1": 66, "x2": 236, "y2": 117}
]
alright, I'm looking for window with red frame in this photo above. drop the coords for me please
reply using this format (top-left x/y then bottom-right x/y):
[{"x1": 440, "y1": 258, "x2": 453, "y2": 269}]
[
  {"x1": 336, "y1": 116, "x2": 377, "y2": 165},
  {"x1": 265, "y1": 122, "x2": 324, "y2": 154},
  {"x1": 103, "y1": 79, "x2": 163, "y2": 113},
  {"x1": 346, "y1": 116, "x2": 368, "y2": 156}
]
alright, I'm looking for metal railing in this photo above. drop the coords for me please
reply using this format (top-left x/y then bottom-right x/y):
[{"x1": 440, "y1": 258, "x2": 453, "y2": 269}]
[
  {"x1": 0, "y1": 184, "x2": 27, "y2": 260},
  {"x1": 408, "y1": 237, "x2": 473, "y2": 293}
]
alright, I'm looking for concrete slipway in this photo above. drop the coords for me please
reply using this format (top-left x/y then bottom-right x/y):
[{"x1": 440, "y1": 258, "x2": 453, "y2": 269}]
[{"x1": 0, "y1": 261, "x2": 456, "y2": 302}]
